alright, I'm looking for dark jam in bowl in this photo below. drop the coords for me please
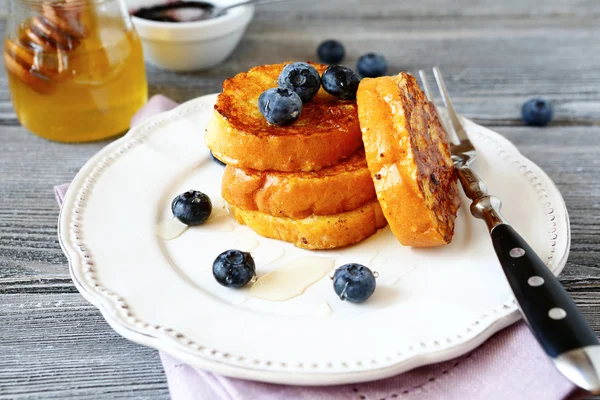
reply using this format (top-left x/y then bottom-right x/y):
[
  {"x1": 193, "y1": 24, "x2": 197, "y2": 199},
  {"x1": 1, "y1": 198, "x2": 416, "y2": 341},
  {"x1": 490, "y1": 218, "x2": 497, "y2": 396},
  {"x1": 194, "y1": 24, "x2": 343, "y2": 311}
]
[{"x1": 133, "y1": 1, "x2": 215, "y2": 22}]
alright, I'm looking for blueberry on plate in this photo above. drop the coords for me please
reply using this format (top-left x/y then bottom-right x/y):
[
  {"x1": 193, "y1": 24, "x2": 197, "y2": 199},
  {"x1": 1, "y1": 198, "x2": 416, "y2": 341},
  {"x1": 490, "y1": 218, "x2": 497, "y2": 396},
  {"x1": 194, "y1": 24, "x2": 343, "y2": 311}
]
[
  {"x1": 210, "y1": 150, "x2": 226, "y2": 166},
  {"x1": 333, "y1": 263, "x2": 376, "y2": 303},
  {"x1": 258, "y1": 87, "x2": 303, "y2": 126},
  {"x1": 317, "y1": 39, "x2": 345, "y2": 64},
  {"x1": 321, "y1": 66, "x2": 361, "y2": 100},
  {"x1": 213, "y1": 250, "x2": 256, "y2": 288},
  {"x1": 278, "y1": 62, "x2": 321, "y2": 103},
  {"x1": 171, "y1": 190, "x2": 212, "y2": 226},
  {"x1": 522, "y1": 98, "x2": 554, "y2": 126},
  {"x1": 357, "y1": 53, "x2": 388, "y2": 78}
]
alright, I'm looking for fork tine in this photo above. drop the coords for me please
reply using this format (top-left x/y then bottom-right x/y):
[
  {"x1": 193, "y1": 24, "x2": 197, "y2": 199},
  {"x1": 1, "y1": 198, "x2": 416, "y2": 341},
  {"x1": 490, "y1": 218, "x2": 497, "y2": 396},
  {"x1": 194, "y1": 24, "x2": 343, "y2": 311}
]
[
  {"x1": 419, "y1": 69, "x2": 457, "y2": 145},
  {"x1": 432, "y1": 67, "x2": 469, "y2": 143},
  {"x1": 418, "y1": 70, "x2": 434, "y2": 101}
]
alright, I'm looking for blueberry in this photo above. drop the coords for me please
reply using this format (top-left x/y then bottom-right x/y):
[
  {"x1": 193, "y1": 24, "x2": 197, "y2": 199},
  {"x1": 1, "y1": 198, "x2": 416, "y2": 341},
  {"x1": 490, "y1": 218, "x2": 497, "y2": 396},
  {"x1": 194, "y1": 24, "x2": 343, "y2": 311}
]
[
  {"x1": 258, "y1": 87, "x2": 303, "y2": 126},
  {"x1": 171, "y1": 190, "x2": 212, "y2": 226},
  {"x1": 278, "y1": 62, "x2": 321, "y2": 103},
  {"x1": 321, "y1": 66, "x2": 361, "y2": 100},
  {"x1": 213, "y1": 250, "x2": 256, "y2": 288},
  {"x1": 522, "y1": 98, "x2": 554, "y2": 126},
  {"x1": 333, "y1": 263, "x2": 376, "y2": 303},
  {"x1": 210, "y1": 150, "x2": 226, "y2": 166},
  {"x1": 317, "y1": 40, "x2": 345, "y2": 64},
  {"x1": 357, "y1": 53, "x2": 388, "y2": 78}
]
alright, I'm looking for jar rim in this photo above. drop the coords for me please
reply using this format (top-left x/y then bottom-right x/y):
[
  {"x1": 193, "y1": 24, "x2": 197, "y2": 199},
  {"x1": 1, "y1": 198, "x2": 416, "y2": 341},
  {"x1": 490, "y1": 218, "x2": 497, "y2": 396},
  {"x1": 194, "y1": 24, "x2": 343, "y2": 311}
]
[{"x1": 19, "y1": 0, "x2": 113, "y2": 9}]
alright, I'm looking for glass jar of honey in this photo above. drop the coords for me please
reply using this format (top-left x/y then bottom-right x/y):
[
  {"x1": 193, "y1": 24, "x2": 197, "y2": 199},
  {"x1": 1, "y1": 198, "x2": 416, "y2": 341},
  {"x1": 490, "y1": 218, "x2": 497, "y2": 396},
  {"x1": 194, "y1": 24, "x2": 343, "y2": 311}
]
[{"x1": 4, "y1": 0, "x2": 148, "y2": 142}]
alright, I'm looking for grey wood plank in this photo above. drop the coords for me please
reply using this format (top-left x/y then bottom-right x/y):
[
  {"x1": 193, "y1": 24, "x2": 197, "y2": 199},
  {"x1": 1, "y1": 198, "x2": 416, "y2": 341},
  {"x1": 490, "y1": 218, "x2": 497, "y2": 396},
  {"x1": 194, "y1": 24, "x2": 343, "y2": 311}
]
[
  {"x1": 0, "y1": 294, "x2": 169, "y2": 399},
  {"x1": 496, "y1": 127, "x2": 600, "y2": 282},
  {"x1": 2, "y1": 0, "x2": 600, "y2": 19},
  {"x1": 1, "y1": 17, "x2": 600, "y2": 124},
  {"x1": 84, "y1": 16, "x2": 600, "y2": 125},
  {"x1": 249, "y1": 0, "x2": 600, "y2": 20}
]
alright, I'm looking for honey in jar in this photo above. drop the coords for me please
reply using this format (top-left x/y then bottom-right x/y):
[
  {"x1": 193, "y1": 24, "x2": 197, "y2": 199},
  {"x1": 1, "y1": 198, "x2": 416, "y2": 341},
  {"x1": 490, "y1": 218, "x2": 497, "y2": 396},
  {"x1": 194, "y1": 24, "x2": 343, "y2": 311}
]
[{"x1": 4, "y1": 0, "x2": 148, "y2": 142}]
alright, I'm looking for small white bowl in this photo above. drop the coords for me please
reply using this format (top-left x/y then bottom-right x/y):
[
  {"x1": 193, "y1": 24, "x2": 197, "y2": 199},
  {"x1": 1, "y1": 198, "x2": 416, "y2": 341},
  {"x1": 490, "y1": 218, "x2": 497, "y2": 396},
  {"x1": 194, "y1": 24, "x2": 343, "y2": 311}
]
[{"x1": 130, "y1": 1, "x2": 254, "y2": 71}]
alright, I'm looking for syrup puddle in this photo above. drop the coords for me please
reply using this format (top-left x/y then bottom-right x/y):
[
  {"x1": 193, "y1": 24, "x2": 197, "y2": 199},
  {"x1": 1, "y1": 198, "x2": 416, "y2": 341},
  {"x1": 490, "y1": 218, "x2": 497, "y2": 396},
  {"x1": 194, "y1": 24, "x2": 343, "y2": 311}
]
[
  {"x1": 255, "y1": 247, "x2": 285, "y2": 266},
  {"x1": 314, "y1": 301, "x2": 332, "y2": 317},
  {"x1": 249, "y1": 257, "x2": 335, "y2": 302},
  {"x1": 365, "y1": 251, "x2": 380, "y2": 264},
  {"x1": 236, "y1": 238, "x2": 259, "y2": 252},
  {"x1": 155, "y1": 217, "x2": 188, "y2": 240},
  {"x1": 209, "y1": 199, "x2": 234, "y2": 231},
  {"x1": 384, "y1": 265, "x2": 417, "y2": 286},
  {"x1": 210, "y1": 198, "x2": 230, "y2": 218},
  {"x1": 155, "y1": 198, "x2": 231, "y2": 240},
  {"x1": 385, "y1": 276, "x2": 401, "y2": 285},
  {"x1": 215, "y1": 220, "x2": 234, "y2": 232},
  {"x1": 232, "y1": 297, "x2": 249, "y2": 306}
]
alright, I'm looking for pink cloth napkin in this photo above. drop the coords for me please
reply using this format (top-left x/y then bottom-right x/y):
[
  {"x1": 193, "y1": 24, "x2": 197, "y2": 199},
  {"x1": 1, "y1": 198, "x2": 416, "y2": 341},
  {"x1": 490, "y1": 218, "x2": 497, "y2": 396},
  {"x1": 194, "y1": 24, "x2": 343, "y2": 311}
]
[{"x1": 54, "y1": 95, "x2": 588, "y2": 400}]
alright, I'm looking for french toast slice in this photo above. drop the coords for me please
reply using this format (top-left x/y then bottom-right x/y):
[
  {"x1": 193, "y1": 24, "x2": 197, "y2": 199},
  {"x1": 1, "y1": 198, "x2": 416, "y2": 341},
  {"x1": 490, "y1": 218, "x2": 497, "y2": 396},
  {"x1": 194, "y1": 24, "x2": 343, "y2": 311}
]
[
  {"x1": 205, "y1": 62, "x2": 362, "y2": 172},
  {"x1": 357, "y1": 73, "x2": 461, "y2": 247},
  {"x1": 229, "y1": 200, "x2": 387, "y2": 250},
  {"x1": 222, "y1": 149, "x2": 376, "y2": 219}
]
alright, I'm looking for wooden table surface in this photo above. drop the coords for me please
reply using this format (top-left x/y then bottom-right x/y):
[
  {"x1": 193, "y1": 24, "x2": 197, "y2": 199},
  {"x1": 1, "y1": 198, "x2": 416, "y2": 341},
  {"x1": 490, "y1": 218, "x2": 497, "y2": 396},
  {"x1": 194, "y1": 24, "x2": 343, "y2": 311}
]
[{"x1": 2, "y1": 1, "x2": 600, "y2": 398}]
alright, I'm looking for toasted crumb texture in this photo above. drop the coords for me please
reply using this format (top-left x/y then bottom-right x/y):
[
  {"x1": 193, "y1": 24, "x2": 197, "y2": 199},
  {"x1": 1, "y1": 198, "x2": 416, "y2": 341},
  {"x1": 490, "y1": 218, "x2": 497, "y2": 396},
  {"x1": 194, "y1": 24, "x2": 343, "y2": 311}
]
[
  {"x1": 222, "y1": 149, "x2": 376, "y2": 219},
  {"x1": 205, "y1": 62, "x2": 362, "y2": 172},
  {"x1": 357, "y1": 72, "x2": 461, "y2": 247},
  {"x1": 229, "y1": 200, "x2": 387, "y2": 250}
]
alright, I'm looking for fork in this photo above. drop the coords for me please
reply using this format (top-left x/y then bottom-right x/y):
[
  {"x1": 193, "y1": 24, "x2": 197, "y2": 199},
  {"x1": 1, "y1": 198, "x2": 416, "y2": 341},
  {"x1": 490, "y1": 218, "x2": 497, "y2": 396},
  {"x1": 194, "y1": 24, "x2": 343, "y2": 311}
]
[{"x1": 419, "y1": 67, "x2": 600, "y2": 393}]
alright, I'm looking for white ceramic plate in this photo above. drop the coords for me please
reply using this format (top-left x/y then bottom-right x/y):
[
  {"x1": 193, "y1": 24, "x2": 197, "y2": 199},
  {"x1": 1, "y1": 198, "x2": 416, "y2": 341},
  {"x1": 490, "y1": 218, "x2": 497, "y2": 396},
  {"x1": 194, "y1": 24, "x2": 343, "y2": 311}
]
[{"x1": 59, "y1": 94, "x2": 570, "y2": 386}]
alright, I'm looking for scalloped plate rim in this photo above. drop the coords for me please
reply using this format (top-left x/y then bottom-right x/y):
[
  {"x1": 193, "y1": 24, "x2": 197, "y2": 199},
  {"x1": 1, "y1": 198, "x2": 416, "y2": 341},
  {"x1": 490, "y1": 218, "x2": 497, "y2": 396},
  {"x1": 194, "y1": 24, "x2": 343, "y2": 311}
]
[{"x1": 57, "y1": 93, "x2": 571, "y2": 386}]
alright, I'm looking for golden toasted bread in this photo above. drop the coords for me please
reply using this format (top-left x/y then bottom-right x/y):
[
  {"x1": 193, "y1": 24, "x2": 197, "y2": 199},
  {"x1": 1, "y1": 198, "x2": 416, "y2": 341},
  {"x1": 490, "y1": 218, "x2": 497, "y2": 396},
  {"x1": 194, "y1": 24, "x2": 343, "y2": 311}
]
[
  {"x1": 357, "y1": 73, "x2": 460, "y2": 247},
  {"x1": 229, "y1": 200, "x2": 387, "y2": 250},
  {"x1": 205, "y1": 62, "x2": 362, "y2": 172},
  {"x1": 222, "y1": 149, "x2": 376, "y2": 219}
]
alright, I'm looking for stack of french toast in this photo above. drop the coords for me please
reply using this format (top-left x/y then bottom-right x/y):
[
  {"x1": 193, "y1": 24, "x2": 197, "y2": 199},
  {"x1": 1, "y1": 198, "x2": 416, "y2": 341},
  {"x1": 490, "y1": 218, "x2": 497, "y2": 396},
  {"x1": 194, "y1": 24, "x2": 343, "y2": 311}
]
[{"x1": 206, "y1": 62, "x2": 460, "y2": 250}]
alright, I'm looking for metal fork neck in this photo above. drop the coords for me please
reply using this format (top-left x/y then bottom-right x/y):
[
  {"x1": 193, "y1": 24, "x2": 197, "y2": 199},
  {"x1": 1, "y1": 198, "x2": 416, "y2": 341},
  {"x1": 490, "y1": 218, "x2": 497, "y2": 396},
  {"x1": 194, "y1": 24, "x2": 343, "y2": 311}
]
[
  {"x1": 420, "y1": 67, "x2": 508, "y2": 232},
  {"x1": 455, "y1": 164, "x2": 508, "y2": 232}
]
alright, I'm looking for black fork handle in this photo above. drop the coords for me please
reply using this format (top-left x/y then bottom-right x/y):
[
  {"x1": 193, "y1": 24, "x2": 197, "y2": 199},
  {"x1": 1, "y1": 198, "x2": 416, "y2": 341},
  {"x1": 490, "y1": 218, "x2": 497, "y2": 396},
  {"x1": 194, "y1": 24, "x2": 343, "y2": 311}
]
[
  {"x1": 491, "y1": 223, "x2": 598, "y2": 357},
  {"x1": 457, "y1": 164, "x2": 600, "y2": 392},
  {"x1": 419, "y1": 66, "x2": 600, "y2": 391}
]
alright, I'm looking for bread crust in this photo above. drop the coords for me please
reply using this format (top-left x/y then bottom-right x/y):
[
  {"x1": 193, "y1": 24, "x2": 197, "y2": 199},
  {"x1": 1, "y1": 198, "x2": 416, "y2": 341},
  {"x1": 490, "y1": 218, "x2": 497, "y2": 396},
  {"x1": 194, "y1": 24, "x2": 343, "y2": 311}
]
[
  {"x1": 229, "y1": 200, "x2": 387, "y2": 250},
  {"x1": 357, "y1": 73, "x2": 460, "y2": 247},
  {"x1": 205, "y1": 62, "x2": 362, "y2": 172},
  {"x1": 222, "y1": 149, "x2": 376, "y2": 219}
]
